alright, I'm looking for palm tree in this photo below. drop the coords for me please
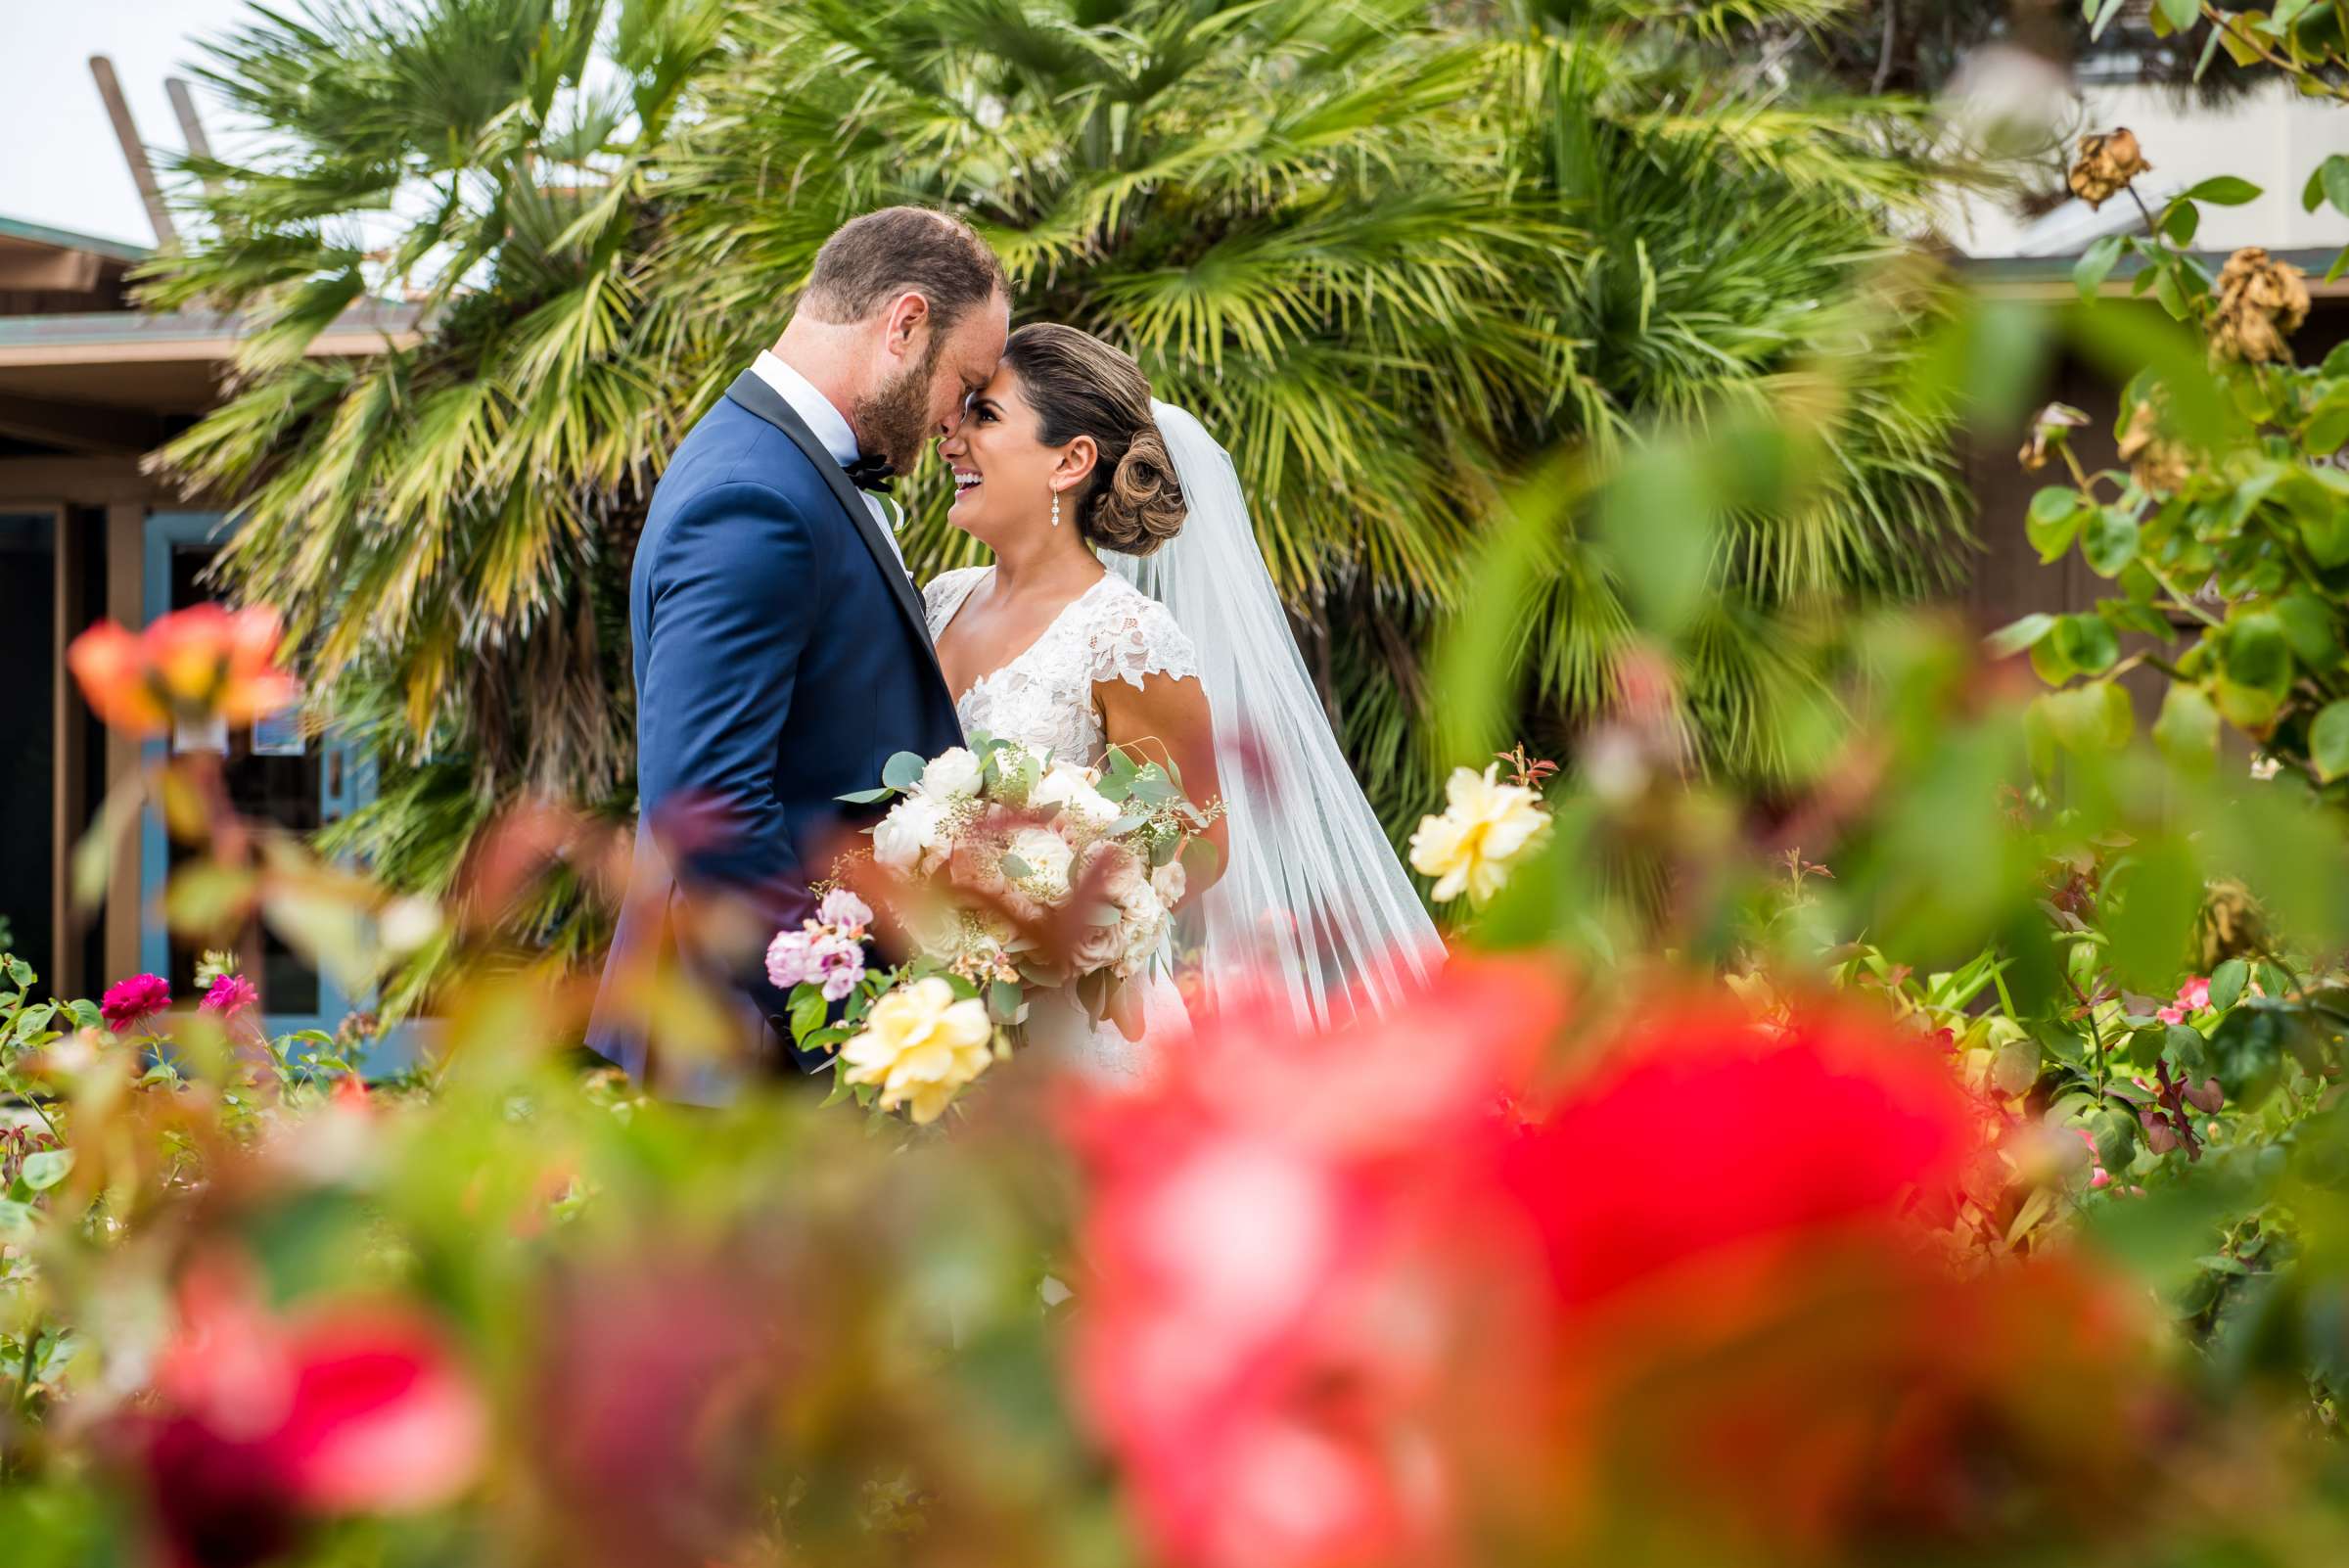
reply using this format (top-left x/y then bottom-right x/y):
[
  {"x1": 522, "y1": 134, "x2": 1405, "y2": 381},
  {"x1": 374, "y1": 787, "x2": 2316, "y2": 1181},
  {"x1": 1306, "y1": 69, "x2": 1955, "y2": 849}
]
[{"x1": 147, "y1": 0, "x2": 1976, "y2": 991}]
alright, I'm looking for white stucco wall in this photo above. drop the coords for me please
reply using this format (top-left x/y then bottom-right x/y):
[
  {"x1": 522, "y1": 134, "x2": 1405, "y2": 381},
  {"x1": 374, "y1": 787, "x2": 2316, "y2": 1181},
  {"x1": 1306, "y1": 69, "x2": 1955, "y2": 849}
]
[{"x1": 1952, "y1": 79, "x2": 2349, "y2": 260}]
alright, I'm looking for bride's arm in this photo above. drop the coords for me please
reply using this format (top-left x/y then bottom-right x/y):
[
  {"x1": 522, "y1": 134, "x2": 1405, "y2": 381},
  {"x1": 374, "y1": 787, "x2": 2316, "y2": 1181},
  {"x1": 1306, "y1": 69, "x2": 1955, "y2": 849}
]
[{"x1": 1094, "y1": 673, "x2": 1228, "y2": 897}]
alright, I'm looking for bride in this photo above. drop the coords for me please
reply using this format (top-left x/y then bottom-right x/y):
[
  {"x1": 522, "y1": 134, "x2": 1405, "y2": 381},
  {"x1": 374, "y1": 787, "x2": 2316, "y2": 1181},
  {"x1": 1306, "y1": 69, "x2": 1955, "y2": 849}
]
[{"x1": 924, "y1": 323, "x2": 1439, "y2": 1079}]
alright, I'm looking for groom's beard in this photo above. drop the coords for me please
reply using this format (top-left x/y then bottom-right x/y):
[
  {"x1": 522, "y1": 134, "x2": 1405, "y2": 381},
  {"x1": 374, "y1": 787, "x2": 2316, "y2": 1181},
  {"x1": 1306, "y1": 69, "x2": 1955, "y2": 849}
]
[{"x1": 852, "y1": 345, "x2": 940, "y2": 476}]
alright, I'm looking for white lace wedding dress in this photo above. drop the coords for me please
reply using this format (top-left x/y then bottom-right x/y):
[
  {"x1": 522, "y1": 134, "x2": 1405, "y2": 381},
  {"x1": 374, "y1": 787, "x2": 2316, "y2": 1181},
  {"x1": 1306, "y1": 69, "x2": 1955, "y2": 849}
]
[{"x1": 922, "y1": 564, "x2": 1201, "y2": 1083}]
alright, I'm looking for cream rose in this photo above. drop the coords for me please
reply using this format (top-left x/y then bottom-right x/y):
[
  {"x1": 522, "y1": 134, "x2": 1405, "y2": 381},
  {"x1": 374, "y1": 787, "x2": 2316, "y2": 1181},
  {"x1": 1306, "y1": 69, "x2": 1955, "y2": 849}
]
[
  {"x1": 918, "y1": 746, "x2": 985, "y2": 801},
  {"x1": 1149, "y1": 856, "x2": 1187, "y2": 909},
  {"x1": 1005, "y1": 824, "x2": 1076, "y2": 900},
  {"x1": 838, "y1": 977, "x2": 995, "y2": 1125},
  {"x1": 1034, "y1": 761, "x2": 1122, "y2": 835},
  {"x1": 1408, "y1": 764, "x2": 1549, "y2": 905},
  {"x1": 874, "y1": 793, "x2": 952, "y2": 875}
]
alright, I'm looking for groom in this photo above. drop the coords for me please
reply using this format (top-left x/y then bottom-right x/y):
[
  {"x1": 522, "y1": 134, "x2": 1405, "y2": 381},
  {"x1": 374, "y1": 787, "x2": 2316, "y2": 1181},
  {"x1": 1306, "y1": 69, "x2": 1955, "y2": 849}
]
[{"x1": 587, "y1": 208, "x2": 1006, "y2": 1099}]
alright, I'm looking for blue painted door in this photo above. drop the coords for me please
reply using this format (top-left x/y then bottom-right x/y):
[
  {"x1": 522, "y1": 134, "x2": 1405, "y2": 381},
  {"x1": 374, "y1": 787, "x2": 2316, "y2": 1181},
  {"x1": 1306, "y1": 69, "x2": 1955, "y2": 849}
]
[{"x1": 138, "y1": 512, "x2": 370, "y2": 1043}]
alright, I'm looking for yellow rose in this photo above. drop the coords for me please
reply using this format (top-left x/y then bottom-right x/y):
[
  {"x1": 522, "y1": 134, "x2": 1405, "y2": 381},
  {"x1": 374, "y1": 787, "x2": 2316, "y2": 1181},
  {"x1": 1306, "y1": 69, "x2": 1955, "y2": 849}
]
[
  {"x1": 1408, "y1": 764, "x2": 1549, "y2": 905},
  {"x1": 838, "y1": 977, "x2": 995, "y2": 1125}
]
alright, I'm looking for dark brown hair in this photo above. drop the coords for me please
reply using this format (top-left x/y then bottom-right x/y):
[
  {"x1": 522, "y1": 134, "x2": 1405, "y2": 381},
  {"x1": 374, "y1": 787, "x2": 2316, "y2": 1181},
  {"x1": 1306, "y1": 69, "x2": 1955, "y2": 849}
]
[
  {"x1": 802, "y1": 208, "x2": 1007, "y2": 333},
  {"x1": 1000, "y1": 323, "x2": 1186, "y2": 556}
]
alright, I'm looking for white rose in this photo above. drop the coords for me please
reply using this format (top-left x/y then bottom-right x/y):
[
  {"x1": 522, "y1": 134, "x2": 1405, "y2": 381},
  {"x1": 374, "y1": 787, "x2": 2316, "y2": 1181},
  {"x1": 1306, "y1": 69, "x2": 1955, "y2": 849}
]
[
  {"x1": 1034, "y1": 761, "x2": 1121, "y2": 834},
  {"x1": 1149, "y1": 856, "x2": 1187, "y2": 908},
  {"x1": 1114, "y1": 885, "x2": 1169, "y2": 978},
  {"x1": 1004, "y1": 824, "x2": 1076, "y2": 900},
  {"x1": 873, "y1": 793, "x2": 952, "y2": 875},
  {"x1": 918, "y1": 746, "x2": 984, "y2": 801}
]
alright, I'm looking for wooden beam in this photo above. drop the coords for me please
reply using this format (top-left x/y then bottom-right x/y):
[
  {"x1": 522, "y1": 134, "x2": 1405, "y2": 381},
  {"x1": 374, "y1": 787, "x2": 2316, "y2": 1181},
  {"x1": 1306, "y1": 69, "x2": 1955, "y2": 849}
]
[
  {"x1": 89, "y1": 56, "x2": 176, "y2": 249},
  {"x1": 103, "y1": 503, "x2": 145, "y2": 984},
  {"x1": 0, "y1": 392, "x2": 172, "y2": 456},
  {"x1": 0, "y1": 325, "x2": 424, "y2": 370},
  {"x1": 0, "y1": 249, "x2": 103, "y2": 293},
  {"x1": 52, "y1": 507, "x2": 87, "y2": 997},
  {"x1": 0, "y1": 457, "x2": 197, "y2": 508},
  {"x1": 165, "y1": 79, "x2": 222, "y2": 199}
]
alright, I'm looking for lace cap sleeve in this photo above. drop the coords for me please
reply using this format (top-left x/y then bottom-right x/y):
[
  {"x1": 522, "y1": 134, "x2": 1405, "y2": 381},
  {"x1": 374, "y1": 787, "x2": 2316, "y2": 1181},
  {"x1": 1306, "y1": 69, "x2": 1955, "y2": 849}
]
[
  {"x1": 922, "y1": 565, "x2": 988, "y2": 636},
  {"x1": 1083, "y1": 580, "x2": 1200, "y2": 691}
]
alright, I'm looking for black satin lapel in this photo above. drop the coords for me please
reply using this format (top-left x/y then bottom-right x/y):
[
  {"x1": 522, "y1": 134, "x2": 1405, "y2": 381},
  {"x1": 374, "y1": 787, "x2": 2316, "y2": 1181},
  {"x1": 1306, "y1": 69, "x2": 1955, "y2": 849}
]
[{"x1": 722, "y1": 371, "x2": 947, "y2": 692}]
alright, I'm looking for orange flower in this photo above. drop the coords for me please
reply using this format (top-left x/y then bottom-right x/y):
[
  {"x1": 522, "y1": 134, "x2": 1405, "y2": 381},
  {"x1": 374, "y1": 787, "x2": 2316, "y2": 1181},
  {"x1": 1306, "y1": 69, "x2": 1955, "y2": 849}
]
[{"x1": 67, "y1": 604, "x2": 299, "y2": 737}]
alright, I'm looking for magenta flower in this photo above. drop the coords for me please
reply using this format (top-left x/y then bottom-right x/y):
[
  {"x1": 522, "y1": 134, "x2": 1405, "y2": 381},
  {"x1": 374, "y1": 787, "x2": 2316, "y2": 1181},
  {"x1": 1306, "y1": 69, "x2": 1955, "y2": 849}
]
[
  {"x1": 810, "y1": 932, "x2": 866, "y2": 1002},
  {"x1": 2177, "y1": 976, "x2": 2211, "y2": 1012},
  {"x1": 200, "y1": 973, "x2": 259, "y2": 1017},
  {"x1": 102, "y1": 973, "x2": 172, "y2": 1034}
]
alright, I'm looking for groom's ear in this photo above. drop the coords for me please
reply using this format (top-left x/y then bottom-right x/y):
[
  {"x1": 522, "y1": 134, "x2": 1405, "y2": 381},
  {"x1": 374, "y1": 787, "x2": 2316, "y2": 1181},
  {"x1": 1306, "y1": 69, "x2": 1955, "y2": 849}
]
[{"x1": 880, "y1": 290, "x2": 933, "y2": 357}]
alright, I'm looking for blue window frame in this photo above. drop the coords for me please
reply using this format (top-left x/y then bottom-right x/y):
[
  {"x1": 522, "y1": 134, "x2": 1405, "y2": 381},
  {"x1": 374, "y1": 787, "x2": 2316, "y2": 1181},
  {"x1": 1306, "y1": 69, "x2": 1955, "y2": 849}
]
[{"x1": 137, "y1": 512, "x2": 402, "y2": 1063}]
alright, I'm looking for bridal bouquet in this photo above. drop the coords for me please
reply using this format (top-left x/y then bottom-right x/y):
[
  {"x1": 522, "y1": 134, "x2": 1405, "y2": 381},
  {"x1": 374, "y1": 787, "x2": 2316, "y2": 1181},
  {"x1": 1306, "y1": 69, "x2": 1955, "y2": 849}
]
[{"x1": 769, "y1": 732, "x2": 1217, "y2": 1123}]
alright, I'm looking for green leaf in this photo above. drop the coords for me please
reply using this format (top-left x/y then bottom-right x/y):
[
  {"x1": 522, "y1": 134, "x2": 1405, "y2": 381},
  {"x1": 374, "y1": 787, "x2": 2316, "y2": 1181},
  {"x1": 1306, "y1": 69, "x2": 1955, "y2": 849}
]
[
  {"x1": 788, "y1": 984, "x2": 827, "y2": 1045},
  {"x1": 999, "y1": 852, "x2": 1036, "y2": 881},
  {"x1": 2082, "y1": 508, "x2": 2142, "y2": 576},
  {"x1": 2162, "y1": 199, "x2": 2201, "y2": 247},
  {"x1": 2089, "y1": 1105, "x2": 2139, "y2": 1173},
  {"x1": 2210, "y1": 957, "x2": 2250, "y2": 1013},
  {"x1": 2038, "y1": 682, "x2": 2133, "y2": 753},
  {"x1": 881, "y1": 752, "x2": 928, "y2": 791},
  {"x1": 988, "y1": 980, "x2": 1024, "y2": 1025},
  {"x1": 2214, "y1": 677, "x2": 2284, "y2": 731},
  {"x1": 2075, "y1": 233, "x2": 2127, "y2": 300},
  {"x1": 0, "y1": 1200, "x2": 32, "y2": 1240},
  {"x1": 2153, "y1": 683, "x2": 2222, "y2": 769},
  {"x1": 2313, "y1": 699, "x2": 2349, "y2": 781},
  {"x1": 1991, "y1": 1040, "x2": 2041, "y2": 1095},
  {"x1": 2224, "y1": 612, "x2": 2294, "y2": 693},
  {"x1": 835, "y1": 787, "x2": 895, "y2": 806},
  {"x1": 2053, "y1": 613, "x2": 2120, "y2": 675},
  {"x1": 1986, "y1": 613, "x2": 2057, "y2": 659},
  {"x1": 2324, "y1": 154, "x2": 2349, "y2": 219},
  {"x1": 2183, "y1": 175, "x2": 2264, "y2": 207},
  {"x1": 2166, "y1": 1023, "x2": 2212, "y2": 1076},
  {"x1": 2277, "y1": 594, "x2": 2342, "y2": 669},
  {"x1": 19, "y1": 1151, "x2": 70, "y2": 1192}
]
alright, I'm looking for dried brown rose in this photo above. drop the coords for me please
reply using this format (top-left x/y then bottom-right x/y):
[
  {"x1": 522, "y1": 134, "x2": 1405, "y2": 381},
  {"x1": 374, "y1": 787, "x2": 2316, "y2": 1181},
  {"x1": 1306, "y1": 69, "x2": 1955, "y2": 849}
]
[
  {"x1": 2018, "y1": 402, "x2": 2091, "y2": 472},
  {"x1": 2117, "y1": 399, "x2": 2189, "y2": 493},
  {"x1": 2210, "y1": 247, "x2": 2310, "y2": 364},
  {"x1": 2068, "y1": 128, "x2": 2151, "y2": 210}
]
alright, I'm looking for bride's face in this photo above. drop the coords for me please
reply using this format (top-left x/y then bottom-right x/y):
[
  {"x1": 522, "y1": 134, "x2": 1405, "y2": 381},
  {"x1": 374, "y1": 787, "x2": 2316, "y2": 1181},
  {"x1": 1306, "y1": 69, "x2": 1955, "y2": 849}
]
[{"x1": 938, "y1": 367, "x2": 1097, "y2": 545}]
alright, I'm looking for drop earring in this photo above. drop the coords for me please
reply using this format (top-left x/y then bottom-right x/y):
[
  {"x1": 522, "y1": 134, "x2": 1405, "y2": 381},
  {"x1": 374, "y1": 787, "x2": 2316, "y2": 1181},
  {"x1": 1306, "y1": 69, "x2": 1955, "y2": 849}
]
[{"x1": 1050, "y1": 489, "x2": 1062, "y2": 529}]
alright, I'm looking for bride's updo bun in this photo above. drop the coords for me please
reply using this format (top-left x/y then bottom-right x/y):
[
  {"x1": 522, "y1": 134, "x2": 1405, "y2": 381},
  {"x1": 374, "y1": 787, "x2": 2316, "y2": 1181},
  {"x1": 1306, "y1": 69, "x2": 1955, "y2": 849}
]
[{"x1": 999, "y1": 322, "x2": 1186, "y2": 556}]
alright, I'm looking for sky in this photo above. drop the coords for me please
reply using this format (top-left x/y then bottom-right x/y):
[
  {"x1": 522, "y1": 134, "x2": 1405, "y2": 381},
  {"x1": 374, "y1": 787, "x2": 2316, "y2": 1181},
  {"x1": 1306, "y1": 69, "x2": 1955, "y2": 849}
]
[{"x1": 2, "y1": 0, "x2": 267, "y2": 250}]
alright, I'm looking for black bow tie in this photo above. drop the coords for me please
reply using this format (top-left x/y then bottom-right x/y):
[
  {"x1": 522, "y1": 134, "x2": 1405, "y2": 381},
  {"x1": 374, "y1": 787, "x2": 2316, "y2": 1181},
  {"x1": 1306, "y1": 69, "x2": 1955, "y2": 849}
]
[{"x1": 844, "y1": 453, "x2": 896, "y2": 494}]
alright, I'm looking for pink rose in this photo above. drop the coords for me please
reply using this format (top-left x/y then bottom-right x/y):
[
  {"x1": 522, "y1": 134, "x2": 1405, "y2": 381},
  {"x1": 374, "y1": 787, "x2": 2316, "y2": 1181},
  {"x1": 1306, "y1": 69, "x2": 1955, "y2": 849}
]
[
  {"x1": 816, "y1": 888, "x2": 872, "y2": 935},
  {"x1": 765, "y1": 928, "x2": 816, "y2": 991},
  {"x1": 201, "y1": 974, "x2": 259, "y2": 1018},
  {"x1": 810, "y1": 932, "x2": 866, "y2": 1002},
  {"x1": 102, "y1": 972, "x2": 172, "y2": 1034},
  {"x1": 2155, "y1": 1005, "x2": 2185, "y2": 1026},
  {"x1": 2176, "y1": 977, "x2": 2210, "y2": 1012}
]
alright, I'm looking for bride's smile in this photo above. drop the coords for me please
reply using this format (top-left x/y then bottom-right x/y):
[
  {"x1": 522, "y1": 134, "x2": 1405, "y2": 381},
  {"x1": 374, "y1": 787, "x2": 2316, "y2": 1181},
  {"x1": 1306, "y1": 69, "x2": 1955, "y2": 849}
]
[{"x1": 937, "y1": 368, "x2": 1085, "y2": 541}]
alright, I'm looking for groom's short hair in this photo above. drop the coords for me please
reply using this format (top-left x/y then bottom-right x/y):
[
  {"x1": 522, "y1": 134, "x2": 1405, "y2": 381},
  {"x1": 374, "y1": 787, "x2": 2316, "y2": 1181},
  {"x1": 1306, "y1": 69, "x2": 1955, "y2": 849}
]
[{"x1": 802, "y1": 208, "x2": 1006, "y2": 332}]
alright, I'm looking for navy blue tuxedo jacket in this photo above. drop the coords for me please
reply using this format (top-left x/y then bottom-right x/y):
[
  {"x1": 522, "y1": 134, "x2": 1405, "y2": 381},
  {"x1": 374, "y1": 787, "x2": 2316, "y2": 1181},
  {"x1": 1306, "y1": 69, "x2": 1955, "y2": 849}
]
[{"x1": 586, "y1": 370, "x2": 962, "y2": 1097}]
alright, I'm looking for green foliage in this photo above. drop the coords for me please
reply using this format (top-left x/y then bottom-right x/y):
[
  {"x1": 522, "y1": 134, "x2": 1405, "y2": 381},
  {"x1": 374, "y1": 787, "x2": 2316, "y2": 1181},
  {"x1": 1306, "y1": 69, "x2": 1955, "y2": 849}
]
[{"x1": 147, "y1": 0, "x2": 1973, "y2": 988}]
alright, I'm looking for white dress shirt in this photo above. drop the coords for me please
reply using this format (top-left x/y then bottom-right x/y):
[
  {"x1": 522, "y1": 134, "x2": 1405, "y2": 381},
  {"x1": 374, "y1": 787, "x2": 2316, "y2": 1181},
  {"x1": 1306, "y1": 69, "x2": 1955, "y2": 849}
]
[{"x1": 750, "y1": 349, "x2": 906, "y2": 569}]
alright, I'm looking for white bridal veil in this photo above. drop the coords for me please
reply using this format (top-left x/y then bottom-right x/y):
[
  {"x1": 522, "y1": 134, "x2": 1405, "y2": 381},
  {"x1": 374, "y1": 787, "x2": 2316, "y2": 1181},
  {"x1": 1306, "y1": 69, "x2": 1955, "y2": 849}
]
[{"x1": 1106, "y1": 401, "x2": 1442, "y2": 1030}]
